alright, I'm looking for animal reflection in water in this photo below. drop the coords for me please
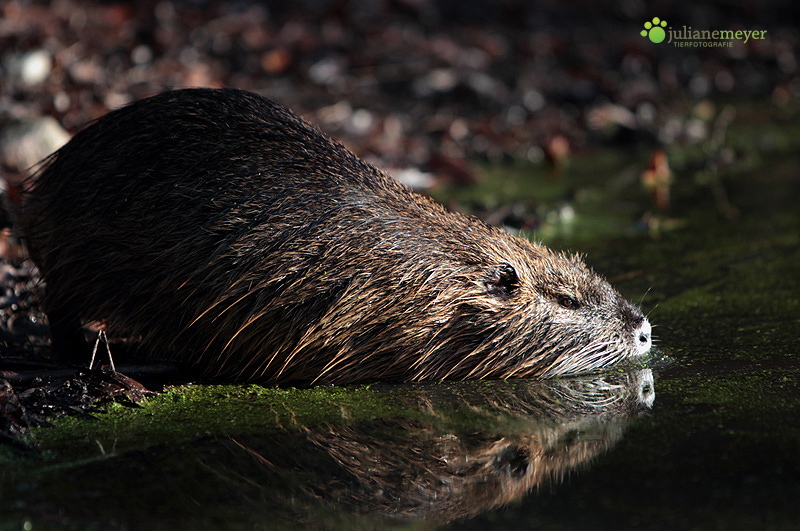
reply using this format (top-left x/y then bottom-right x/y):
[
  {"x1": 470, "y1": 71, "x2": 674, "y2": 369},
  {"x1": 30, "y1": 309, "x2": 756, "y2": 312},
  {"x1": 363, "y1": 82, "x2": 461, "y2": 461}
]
[{"x1": 192, "y1": 369, "x2": 654, "y2": 524}]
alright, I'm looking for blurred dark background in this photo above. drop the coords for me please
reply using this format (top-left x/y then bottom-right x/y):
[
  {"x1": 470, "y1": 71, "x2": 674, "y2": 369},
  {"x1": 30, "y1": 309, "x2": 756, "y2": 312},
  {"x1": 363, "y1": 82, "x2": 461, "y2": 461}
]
[{"x1": 1, "y1": 0, "x2": 798, "y2": 180}]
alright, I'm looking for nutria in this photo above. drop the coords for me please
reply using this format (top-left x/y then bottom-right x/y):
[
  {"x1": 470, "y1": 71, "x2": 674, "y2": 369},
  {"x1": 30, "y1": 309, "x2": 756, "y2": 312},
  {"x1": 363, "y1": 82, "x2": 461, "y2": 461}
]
[{"x1": 20, "y1": 88, "x2": 652, "y2": 384}]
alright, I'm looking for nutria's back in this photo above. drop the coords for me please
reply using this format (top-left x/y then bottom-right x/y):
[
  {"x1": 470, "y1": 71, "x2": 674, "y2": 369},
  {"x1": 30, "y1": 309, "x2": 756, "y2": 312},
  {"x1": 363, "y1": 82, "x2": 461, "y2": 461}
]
[{"x1": 21, "y1": 88, "x2": 652, "y2": 384}]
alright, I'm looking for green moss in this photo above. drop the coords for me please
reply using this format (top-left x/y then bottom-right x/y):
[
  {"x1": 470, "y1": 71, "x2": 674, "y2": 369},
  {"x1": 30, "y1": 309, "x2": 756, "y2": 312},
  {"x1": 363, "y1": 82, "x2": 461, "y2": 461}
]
[
  {"x1": 27, "y1": 384, "x2": 401, "y2": 461},
  {"x1": 24, "y1": 378, "x2": 574, "y2": 469}
]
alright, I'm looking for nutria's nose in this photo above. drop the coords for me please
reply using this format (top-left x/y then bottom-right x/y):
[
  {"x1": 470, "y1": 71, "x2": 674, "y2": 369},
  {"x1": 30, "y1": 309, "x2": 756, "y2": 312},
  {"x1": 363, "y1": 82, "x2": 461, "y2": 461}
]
[{"x1": 634, "y1": 318, "x2": 652, "y2": 356}]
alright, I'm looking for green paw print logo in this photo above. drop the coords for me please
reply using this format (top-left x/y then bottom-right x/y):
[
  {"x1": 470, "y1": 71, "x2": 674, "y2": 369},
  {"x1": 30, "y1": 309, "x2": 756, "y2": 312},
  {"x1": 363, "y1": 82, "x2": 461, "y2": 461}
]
[{"x1": 641, "y1": 17, "x2": 667, "y2": 43}]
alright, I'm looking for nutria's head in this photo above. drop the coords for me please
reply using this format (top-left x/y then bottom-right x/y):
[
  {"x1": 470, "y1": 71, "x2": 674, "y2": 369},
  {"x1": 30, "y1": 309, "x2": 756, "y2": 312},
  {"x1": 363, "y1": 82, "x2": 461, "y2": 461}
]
[{"x1": 454, "y1": 232, "x2": 653, "y2": 379}]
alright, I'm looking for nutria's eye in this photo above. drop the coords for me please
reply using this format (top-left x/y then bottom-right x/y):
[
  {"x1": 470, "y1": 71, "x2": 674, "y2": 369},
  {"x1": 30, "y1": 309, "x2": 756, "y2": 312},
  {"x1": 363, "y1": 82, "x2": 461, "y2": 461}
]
[
  {"x1": 558, "y1": 295, "x2": 579, "y2": 309},
  {"x1": 486, "y1": 263, "x2": 519, "y2": 300}
]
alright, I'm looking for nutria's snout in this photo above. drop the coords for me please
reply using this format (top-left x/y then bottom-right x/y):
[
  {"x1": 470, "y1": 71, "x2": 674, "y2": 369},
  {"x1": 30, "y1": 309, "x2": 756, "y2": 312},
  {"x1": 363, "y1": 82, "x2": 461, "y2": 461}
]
[
  {"x1": 618, "y1": 299, "x2": 652, "y2": 357},
  {"x1": 635, "y1": 318, "x2": 653, "y2": 356},
  {"x1": 20, "y1": 88, "x2": 655, "y2": 385}
]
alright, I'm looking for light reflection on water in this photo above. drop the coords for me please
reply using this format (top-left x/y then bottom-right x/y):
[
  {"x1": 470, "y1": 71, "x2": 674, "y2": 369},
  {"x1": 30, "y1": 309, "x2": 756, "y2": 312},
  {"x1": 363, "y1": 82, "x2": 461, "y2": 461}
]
[{"x1": 5, "y1": 368, "x2": 656, "y2": 529}]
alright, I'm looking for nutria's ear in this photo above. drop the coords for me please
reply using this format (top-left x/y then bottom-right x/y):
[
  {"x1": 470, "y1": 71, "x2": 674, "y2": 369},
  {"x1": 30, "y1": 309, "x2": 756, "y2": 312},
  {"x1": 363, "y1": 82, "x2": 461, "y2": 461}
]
[{"x1": 486, "y1": 264, "x2": 519, "y2": 299}]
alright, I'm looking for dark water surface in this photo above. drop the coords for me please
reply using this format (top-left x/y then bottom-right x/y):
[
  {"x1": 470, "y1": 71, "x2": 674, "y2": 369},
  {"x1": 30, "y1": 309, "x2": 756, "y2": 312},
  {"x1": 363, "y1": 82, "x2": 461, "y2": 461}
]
[
  {"x1": 450, "y1": 152, "x2": 800, "y2": 529},
  {"x1": 2, "y1": 109, "x2": 799, "y2": 530}
]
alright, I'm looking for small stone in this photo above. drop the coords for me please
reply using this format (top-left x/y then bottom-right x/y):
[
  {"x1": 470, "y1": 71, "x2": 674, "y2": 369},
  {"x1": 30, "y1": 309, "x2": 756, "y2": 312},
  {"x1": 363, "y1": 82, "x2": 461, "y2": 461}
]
[
  {"x1": 18, "y1": 50, "x2": 52, "y2": 86},
  {"x1": 0, "y1": 117, "x2": 71, "y2": 172}
]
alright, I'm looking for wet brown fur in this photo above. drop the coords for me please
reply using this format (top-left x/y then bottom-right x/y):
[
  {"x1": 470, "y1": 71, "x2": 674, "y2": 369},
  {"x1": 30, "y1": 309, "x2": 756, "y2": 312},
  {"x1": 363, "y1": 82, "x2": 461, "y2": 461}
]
[{"x1": 20, "y1": 89, "x2": 649, "y2": 384}]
